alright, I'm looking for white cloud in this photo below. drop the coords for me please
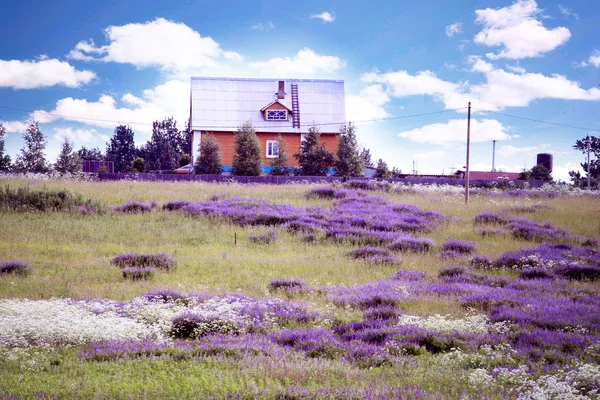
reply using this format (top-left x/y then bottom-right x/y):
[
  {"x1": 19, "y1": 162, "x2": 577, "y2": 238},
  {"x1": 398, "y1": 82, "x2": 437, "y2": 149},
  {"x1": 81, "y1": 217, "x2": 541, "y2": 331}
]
[
  {"x1": 0, "y1": 58, "x2": 95, "y2": 89},
  {"x1": 53, "y1": 127, "x2": 99, "y2": 143},
  {"x1": 583, "y1": 50, "x2": 600, "y2": 68},
  {"x1": 474, "y1": 0, "x2": 571, "y2": 59},
  {"x1": 558, "y1": 5, "x2": 578, "y2": 19},
  {"x1": 363, "y1": 61, "x2": 600, "y2": 111},
  {"x1": 251, "y1": 21, "x2": 274, "y2": 31},
  {"x1": 0, "y1": 120, "x2": 28, "y2": 133},
  {"x1": 311, "y1": 12, "x2": 335, "y2": 23},
  {"x1": 397, "y1": 119, "x2": 511, "y2": 144},
  {"x1": 498, "y1": 144, "x2": 538, "y2": 156},
  {"x1": 67, "y1": 18, "x2": 241, "y2": 72},
  {"x1": 346, "y1": 84, "x2": 390, "y2": 123},
  {"x1": 505, "y1": 64, "x2": 526, "y2": 74},
  {"x1": 445, "y1": 23, "x2": 463, "y2": 37},
  {"x1": 31, "y1": 79, "x2": 189, "y2": 136},
  {"x1": 249, "y1": 48, "x2": 345, "y2": 76}
]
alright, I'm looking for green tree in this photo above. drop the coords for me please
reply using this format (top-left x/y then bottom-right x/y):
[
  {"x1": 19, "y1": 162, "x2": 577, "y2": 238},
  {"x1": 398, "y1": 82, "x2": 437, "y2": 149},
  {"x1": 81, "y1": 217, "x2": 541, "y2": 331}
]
[
  {"x1": 0, "y1": 122, "x2": 11, "y2": 171},
  {"x1": 335, "y1": 123, "x2": 364, "y2": 177},
  {"x1": 294, "y1": 125, "x2": 335, "y2": 176},
  {"x1": 105, "y1": 125, "x2": 136, "y2": 173},
  {"x1": 77, "y1": 146, "x2": 104, "y2": 160},
  {"x1": 374, "y1": 158, "x2": 392, "y2": 178},
  {"x1": 360, "y1": 147, "x2": 374, "y2": 168},
  {"x1": 14, "y1": 120, "x2": 48, "y2": 173},
  {"x1": 195, "y1": 134, "x2": 222, "y2": 174},
  {"x1": 519, "y1": 165, "x2": 552, "y2": 182},
  {"x1": 54, "y1": 138, "x2": 82, "y2": 174},
  {"x1": 269, "y1": 134, "x2": 290, "y2": 176},
  {"x1": 569, "y1": 135, "x2": 599, "y2": 188},
  {"x1": 143, "y1": 117, "x2": 185, "y2": 172},
  {"x1": 178, "y1": 153, "x2": 191, "y2": 167},
  {"x1": 131, "y1": 157, "x2": 145, "y2": 173},
  {"x1": 231, "y1": 121, "x2": 262, "y2": 176}
]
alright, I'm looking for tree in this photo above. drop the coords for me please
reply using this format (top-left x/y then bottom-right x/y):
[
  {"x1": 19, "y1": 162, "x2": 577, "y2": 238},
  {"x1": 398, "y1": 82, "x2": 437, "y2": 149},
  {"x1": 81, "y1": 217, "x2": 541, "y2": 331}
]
[
  {"x1": 77, "y1": 146, "x2": 104, "y2": 160},
  {"x1": 131, "y1": 157, "x2": 145, "y2": 173},
  {"x1": 569, "y1": 135, "x2": 599, "y2": 188},
  {"x1": 231, "y1": 121, "x2": 262, "y2": 176},
  {"x1": 269, "y1": 134, "x2": 290, "y2": 176},
  {"x1": 519, "y1": 165, "x2": 552, "y2": 182},
  {"x1": 360, "y1": 147, "x2": 374, "y2": 168},
  {"x1": 178, "y1": 153, "x2": 191, "y2": 167},
  {"x1": 14, "y1": 120, "x2": 48, "y2": 173},
  {"x1": 143, "y1": 117, "x2": 184, "y2": 172},
  {"x1": 0, "y1": 122, "x2": 11, "y2": 171},
  {"x1": 195, "y1": 134, "x2": 222, "y2": 174},
  {"x1": 294, "y1": 125, "x2": 335, "y2": 176},
  {"x1": 105, "y1": 125, "x2": 136, "y2": 173},
  {"x1": 335, "y1": 122, "x2": 364, "y2": 177},
  {"x1": 374, "y1": 158, "x2": 392, "y2": 178},
  {"x1": 54, "y1": 138, "x2": 82, "y2": 173}
]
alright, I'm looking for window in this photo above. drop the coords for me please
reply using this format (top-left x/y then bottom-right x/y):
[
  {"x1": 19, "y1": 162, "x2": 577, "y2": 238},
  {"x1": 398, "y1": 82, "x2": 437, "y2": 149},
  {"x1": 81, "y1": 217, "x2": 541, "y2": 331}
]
[
  {"x1": 266, "y1": 110, "x2": 287, "y2": 120},
  {"x1": 266, "y1": 140, "x2": 279, "y2": 158}
]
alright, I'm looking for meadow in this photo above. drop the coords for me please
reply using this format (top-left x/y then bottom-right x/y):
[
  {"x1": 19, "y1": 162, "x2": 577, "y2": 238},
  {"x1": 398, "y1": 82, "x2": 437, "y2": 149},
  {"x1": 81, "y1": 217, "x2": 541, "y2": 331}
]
[{"x1": 0, "y1": 176, "x2": 599, "y2": 399}]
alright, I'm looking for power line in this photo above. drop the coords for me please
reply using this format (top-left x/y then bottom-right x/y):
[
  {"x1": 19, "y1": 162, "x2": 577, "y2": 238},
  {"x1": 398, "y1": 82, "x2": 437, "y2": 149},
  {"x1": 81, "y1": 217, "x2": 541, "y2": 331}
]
[
  {"x1": 0, "y1": 104, "x2": 466, "y2": 130},
  {"x1": 472, "y1": 107, "x2": 600, "y2": 133}
]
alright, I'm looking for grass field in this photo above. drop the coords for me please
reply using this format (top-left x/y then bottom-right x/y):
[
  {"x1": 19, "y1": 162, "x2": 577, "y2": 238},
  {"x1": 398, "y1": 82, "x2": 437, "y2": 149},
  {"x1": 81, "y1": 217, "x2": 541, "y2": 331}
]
[{"x1": 1, "y1": 177, "x2": 599, "y2": 399}]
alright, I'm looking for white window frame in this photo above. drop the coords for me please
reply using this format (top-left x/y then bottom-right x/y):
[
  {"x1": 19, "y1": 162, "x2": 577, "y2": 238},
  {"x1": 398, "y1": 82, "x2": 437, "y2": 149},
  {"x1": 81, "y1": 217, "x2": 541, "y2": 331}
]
[
  {"x1": 266, "y1": 109, "x2": 288, "y2": 121},
  {"x1": 266, "y1": 140, "x2": 279, "y2": 158}
]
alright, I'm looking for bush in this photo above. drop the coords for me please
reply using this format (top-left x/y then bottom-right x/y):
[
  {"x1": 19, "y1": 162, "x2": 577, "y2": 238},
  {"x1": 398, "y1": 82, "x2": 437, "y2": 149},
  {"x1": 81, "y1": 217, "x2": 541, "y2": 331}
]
[
  {"x1": 142, "y1": 289, "x2": 188, "y2": 303},
  {"x1": 268, "y1": 278, "x2": 307, "y2": 293},
  {"x1": 347, "y1": 246, "x2": 392, "y2": 259},
  {"x1": 469, "y1": 255, "x2": 492, "y2": 269},
  {"x1": 0, "y1": 260, "x2": 32, "y2": 276},
  {"x1": 0, "y1": 185, "x2": 102, "y2": 213},
  {"x1": 122, "y1": 266, "x2": 154, "y2": 280},
  {"x1": 195, "y1": 134, "x2": 223, "y2": 175},
  {"x1": 162, "y1": 200, "x2": 189, "y2": 211},
  {"x1": 231, "y1": 121, "x2": 262, "y2": 176},
  {"x1": 170, "y1": 313, "x2": 239, "y2": 339},
  {"x1": 113, "y1": 200, "x2": 157, "y2": 213},
  {"x1": 474, "y1": 212, "x2": 510, "y2": 225},
  {"x1": 387, "y1": 237, "x2": 434, "y2": 253},
  {"x1": 440, "y1": 240, "x2": 476, "y2": 255},
  {"x1": 111, "y1": 252, "x2": 176, "y2": 271},
  {"x1": 249, "y1": 229, "x2": 277, "y2": 244}
]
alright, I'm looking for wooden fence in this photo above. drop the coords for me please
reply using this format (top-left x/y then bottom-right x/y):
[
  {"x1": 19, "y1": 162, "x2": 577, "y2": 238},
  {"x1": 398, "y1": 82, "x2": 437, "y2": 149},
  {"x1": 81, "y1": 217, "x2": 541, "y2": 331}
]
[{"x1": 97, "y1": 173, "x2": 545, "y2": 187}]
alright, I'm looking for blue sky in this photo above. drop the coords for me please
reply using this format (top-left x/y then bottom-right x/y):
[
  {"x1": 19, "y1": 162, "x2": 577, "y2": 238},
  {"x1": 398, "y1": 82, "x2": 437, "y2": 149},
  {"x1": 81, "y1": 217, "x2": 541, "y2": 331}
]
[{"x1": 1, "y1": 0, "x2": 599, "y2": 181}]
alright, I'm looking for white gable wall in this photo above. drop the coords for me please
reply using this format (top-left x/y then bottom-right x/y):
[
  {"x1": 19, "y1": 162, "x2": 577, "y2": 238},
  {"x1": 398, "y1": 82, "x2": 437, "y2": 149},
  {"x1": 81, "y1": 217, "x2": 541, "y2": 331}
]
[{"x1": 190, "y1": 77, "x2": 345, "y2": 133}]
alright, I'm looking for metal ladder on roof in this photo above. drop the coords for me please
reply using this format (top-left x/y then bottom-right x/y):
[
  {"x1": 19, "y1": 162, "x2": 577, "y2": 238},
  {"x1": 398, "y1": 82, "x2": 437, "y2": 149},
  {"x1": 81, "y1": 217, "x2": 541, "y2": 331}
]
[{"x1": 291, "y1": 84, "x2": 300, "y2": 128}]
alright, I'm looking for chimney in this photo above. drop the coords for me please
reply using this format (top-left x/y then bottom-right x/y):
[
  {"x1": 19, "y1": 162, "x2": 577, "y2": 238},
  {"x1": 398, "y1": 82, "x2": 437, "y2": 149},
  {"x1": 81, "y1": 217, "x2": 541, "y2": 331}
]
[{"x1": 277, "y1": 81, "x2": 285, "y2": 99}]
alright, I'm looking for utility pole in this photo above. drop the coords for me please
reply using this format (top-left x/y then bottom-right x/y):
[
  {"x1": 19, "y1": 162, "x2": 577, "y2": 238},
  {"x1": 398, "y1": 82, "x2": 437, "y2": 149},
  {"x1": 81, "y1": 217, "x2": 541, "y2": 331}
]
[
  {"x1": 586, "y1": 134, "x2": 591, "y2": 189},
  {"x1": 465, "y1": 102, "x2": 471, "y2": 204},
  {"x1": 492, "y1": 140, "x2": 497, "y2": 172}
]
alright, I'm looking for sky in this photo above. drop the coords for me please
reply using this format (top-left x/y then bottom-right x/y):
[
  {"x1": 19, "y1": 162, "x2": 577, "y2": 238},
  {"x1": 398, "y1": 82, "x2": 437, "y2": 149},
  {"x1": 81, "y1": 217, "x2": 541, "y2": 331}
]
[{"x1": 0, "y1": 0, "x2": 599, "y2": 181}]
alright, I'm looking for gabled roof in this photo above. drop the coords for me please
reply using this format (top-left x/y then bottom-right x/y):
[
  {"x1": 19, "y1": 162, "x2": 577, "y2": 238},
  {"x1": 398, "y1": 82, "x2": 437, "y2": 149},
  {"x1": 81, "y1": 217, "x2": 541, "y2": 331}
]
[
  {"x1": 190, "y1": 77, "x2": 345, "y2": 133},
  {"x1": 260, "y1": 100, "x2": 293, "y2": 113}
]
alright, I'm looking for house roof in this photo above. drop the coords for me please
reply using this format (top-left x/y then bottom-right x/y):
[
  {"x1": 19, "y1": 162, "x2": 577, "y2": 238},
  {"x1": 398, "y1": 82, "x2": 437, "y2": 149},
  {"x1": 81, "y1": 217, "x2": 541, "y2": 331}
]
[
  {"x1": 259, "y1": 100, "x2": 293, "y2": 113},
  {"x1": 467, "y1": 171, "x2": 521, "y2": 180},
  {"x1": 190, "y1": 77, "x2": 345, "y2": 133}
]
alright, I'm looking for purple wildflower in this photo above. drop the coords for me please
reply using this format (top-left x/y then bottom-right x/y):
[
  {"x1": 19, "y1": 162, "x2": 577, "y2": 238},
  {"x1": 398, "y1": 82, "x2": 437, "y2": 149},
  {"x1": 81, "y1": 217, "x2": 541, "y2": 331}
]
[
  {"x1": 122, "y1": 266, "x2": 154, "y2": 280},
  {"x1": 0, "y1": 260, "x2": 32, "y2": 276},
  {"x1": 440, "y1": 240, "x2": 476, "y2": 255}
]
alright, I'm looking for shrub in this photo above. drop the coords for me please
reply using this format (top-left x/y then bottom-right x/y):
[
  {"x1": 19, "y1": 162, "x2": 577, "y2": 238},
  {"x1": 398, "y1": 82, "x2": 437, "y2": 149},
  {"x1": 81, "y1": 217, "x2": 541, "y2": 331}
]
[
  {"x1": 142, "y1": 289, "x2": 187, "y2": 303},
  {"x1": 555, "y1": 265, "x2": 600, "y2": 281},
  {"x1": 268, "y1": 278, "x2": 307, "y2": 293},
  {"x1": 438, "y1": 266, "x2": 466, "y2": 278},
  {"x1": 474, "y1": 212, "x2": 510, "y2": 225},
  {"x1": 475, "y1": 227, "x2": 508, "y2": 237},
  {"x1": 440, "y1": 240, "x2": 476, "y2": 255},
  {"x1": 0, "y1": 260, "x2": 32, "y2": 276},
  {"x1": 195, "y1": 134, "x2": 223, "y2": 175},
  {"x1": 231, "y1": 121, "x2": 262, "y2": 176},
  {"x1": 170, "y1": 313, "x2": 239, "y2": 339},
  {"x1": 362, "y1": 305, "x2": 400, "y2": 321},
  {"x1": 162, "y1": 200, "x2": 189, "y2": 211},
  {"x1": 387, "y1": 237, "x2": 434, "y2": 253},
  {"x1": 0, "y1": 185, "x2": 101, "y2": 213},
  {"x1": 469, "y1": 255, "x2": 492, "y2": 269},
  {"x1": 249, "y1": 229, "x2": 277, "y2": 244},
  {"x1": 122, "y1": 266, "x2": 154, "y2": 280},
  {"x1": 111, "y1": 252, "x2": 176, "y2": 271},
  {"x1": 520, "y1": 268, "x2": 555, "y2": 280},
  {"x1": 347, "y1": 246, "x2": 392, "y2": 259},
  {"x1": 113, "y1": 200, "x2": 157, "y2": 213}
]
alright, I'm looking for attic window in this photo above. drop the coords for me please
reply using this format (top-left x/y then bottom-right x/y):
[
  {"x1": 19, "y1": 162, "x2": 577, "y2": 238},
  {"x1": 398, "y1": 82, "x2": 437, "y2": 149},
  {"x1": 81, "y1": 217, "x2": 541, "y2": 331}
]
[{"x1": 266, "y1": 110, "x2": 287, "y2": 120}]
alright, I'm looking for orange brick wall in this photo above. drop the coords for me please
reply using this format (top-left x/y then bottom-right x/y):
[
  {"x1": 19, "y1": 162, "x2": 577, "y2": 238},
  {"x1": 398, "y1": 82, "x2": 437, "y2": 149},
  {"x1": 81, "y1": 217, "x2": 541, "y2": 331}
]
[{"x1": 204, "y1": 131, "x2": 338, "y2": 167}]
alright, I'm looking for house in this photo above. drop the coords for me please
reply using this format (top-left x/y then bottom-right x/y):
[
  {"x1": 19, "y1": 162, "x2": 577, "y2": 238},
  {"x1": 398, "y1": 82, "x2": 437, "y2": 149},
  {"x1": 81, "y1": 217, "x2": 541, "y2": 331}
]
[
  {"x1": 189, "y1": 77, "x2": 345, "y2": 173},
  {"x1": 456, "y1": 171, "x2": 521, "y2": 180}
]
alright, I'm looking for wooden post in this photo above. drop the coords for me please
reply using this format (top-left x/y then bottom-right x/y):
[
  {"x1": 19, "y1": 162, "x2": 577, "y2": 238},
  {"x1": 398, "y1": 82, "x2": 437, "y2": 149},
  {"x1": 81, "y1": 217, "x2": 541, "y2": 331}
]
[
  {"x1": 234, "y1": 232, "x2": 237, "y2": 246},
  {"x1": 465, "y1": 102, "x2": 471, "y2": 205}
]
